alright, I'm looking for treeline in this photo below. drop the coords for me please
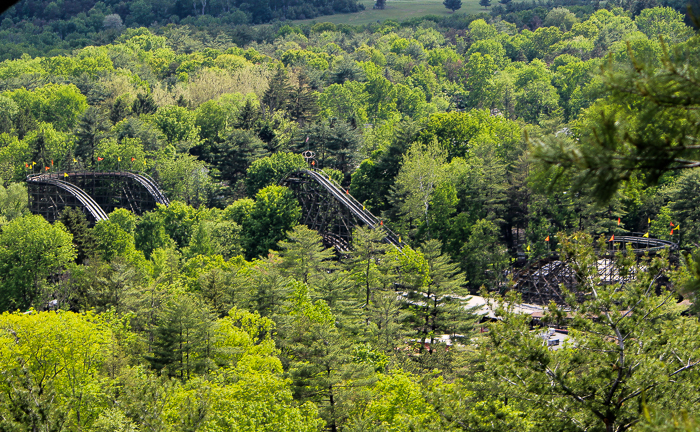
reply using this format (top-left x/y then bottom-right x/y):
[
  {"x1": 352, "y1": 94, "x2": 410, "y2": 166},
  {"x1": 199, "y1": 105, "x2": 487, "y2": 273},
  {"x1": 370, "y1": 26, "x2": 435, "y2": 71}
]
[{"x1": 4, "y1": 0, "x2": 363, "y2": 27}]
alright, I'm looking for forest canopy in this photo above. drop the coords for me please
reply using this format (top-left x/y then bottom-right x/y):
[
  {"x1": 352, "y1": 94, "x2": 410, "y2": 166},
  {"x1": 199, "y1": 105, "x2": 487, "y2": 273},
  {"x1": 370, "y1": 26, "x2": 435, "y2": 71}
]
[{"x1": 1, "y1": 0, "x2": 700, "y2": 431}]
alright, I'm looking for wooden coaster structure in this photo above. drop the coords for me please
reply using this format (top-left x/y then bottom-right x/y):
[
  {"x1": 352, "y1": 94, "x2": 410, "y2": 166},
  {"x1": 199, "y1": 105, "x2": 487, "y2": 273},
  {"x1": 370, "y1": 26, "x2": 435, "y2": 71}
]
[
  {"x1": 280, "y1": 169, "x2": 402, "y2": 252},
  {"x1": 27, "y1": 171, "x2": 169, "y2": 225},
  {"x1": 512, "y1": 234, "x2": 678, "y2": 305}
]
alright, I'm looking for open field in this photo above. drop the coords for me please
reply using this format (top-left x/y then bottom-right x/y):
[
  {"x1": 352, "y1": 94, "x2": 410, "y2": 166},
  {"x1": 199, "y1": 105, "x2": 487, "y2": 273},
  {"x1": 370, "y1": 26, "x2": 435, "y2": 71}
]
[{"x1": 292, "y1": 0, "x2": 487, "y2": 25}]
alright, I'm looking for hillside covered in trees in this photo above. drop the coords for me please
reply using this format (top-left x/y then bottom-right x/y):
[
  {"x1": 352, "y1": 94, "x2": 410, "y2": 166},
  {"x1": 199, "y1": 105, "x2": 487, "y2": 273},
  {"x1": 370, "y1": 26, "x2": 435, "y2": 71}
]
[{"x1": 1, "y1": 0, "x2": 700, "y2": 431}]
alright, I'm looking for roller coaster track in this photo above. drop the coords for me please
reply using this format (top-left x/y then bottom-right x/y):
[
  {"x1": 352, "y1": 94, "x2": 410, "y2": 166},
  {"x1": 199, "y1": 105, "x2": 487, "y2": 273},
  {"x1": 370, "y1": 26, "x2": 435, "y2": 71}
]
[
  {"x1": 280, "y1": 169, "x2": 402, "y2": 250},
  {"x1": 27, "y1": 171, "x2": 169, "y2": 224},
  {"x1": 27, "y1": 175, "x2": 109, "y2": 222},
  {"x1": 512, "y1": 233, "x2": 678, "y2": 305}
]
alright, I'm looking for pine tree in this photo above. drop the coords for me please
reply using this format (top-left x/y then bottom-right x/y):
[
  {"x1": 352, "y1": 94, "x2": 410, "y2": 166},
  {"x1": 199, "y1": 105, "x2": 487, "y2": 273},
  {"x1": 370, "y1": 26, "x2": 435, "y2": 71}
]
[
  {"x1": 110, "y1": 95, "x2": 132, "y2": 124},
  {"x1": 288, "y1": 72, "x2": 319, "y2": 125},
  {"x1": 400, "y1": 240, "x2": 472, "y2": 351},
  {"x1": 237, "y1": 256, "x2": 292, "y2": 317},
  {"x1": 277, "y1": 225, "x2": 336, "y2": 286},
  {"x1": 147, "y1": 294, "x2": 215, "y2": 380},
  {"x1": 443, "y1": 0, "x2": 462, "y2": 12},
  {"x1": 280, "y1": 282, "x2": 374, "y2": 432},
  {"x1": 262, "y1": 66, "x2": 292, "y2": 117},
  {"x1": 236, "y1": 98, "x2": 260, "y2": 130},
  {"x1": 132, "y1": 92, "x2": 157, "y2": 115},
  {"x1": 59, "y1": 206, "x2": 95, "y2": 265},
  {"x1": 345, "y1": 227, "x2": 392, "y2": 308},
  {"x1": 75, "y1": 107, "x2": 110, "y2": 165},
  {"x1": 479, "y1": 0, "x2": 491, "y2": 8}
]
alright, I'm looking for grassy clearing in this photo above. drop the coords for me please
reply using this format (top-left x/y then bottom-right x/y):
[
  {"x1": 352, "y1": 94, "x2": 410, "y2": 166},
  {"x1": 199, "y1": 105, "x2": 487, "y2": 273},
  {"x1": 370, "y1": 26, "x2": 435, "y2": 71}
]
[{"x1": 292, "y1": 0, "x2": 487, "y2": 26}]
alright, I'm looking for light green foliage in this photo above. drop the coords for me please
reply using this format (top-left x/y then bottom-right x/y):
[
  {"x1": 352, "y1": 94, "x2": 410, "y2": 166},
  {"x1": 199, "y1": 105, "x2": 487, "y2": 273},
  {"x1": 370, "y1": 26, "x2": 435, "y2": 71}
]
[
  {"x1": 468, "y1": 19, "x2": 497, "y2": 41},
  {"x1": 393, "y1": 140, "x2": 447, "y2": 235},
  {"x1": 246, "y1": 152, "x2": 307, "y2": 196},
  {"x1": 463, "y1": 52, "x2": 498, "y2": 109},
  {"x1": 318, "y1": 81, "x2": 368, "y2": 125},
  {"x1": 4, "y1": 83, "x2": 88, "y2": 132},
  {"x1": 155, "y1": 152, "x2": 212, "y2": 207},
  {"x1": 243, "y1": 185, "x2": 302, "y2": 259},
  {"x1": 0, "y1": 9, "x2": 697, "y2": 431},
  {"x1": 348, "y1": 371, "x2": 450, "y2": 431},
  {"x1": 0, "y1": 134, "x2": 30, "y2": 184},
  {"x1": 0, "y1": 215, "x2": 75, "y2": 312},
  {"x1": 467, "y1": 39, "x2": 508, "y2": 69},
  {"x1": 418, "y1": 110, "x2": 522, "y2": 161},
  {"x1": 149, "y1": 106, "x2": 201, "y2": 145},
  {"x1": 544, "y1": 7, "x2": 578, "y2": 31},
  {"x1": 531, "y1": 31, "x2": 700, "y2": 202},
  {"x1": 0, "y1": 311, "x2": 111, "y2": 430},
  {"x1": 23, "y1": 122, "x2": 73, "y2": 169},
  {"x1": 0, "y1": 182, "x2": 28, "y2": 223},
  {"x1": 222, "y1": 198, "x2": 255, "y2": 226},
  {"x1": 634, "y1": 7, "x2": 693, "y2": 45}
]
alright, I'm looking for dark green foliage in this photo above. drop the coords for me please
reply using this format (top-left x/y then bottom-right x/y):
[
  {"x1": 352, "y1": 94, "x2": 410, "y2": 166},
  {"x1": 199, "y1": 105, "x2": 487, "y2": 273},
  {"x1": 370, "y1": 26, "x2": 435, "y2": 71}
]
[
  {"x1": 288, "y1": 73, "x2": 319, "y2": 126},
  {"x1": 58, "y1": 207, "x2": 95, "y2": 265},
  {"x1": 444, "y1": 0, "x2": 462, "y2": 12},
  {"x1": 110, "y1": 95, "x2": 132, "y2": 124},
  {"x1": 132, "y1": 93, "x2": 157, "y2": 116},
  {"x1": 208, "y1": 129, "x2": 268, "y2": 189},
  {"x1": 296, "y1": 119, "x2": 361, "y2": 175},
  {"x1": 74, "y1": 107, "x2": 110, "y2": 165},
  {"x1": 262, "y1": 67, "x2": 292, "y2": 116},
  {"x1": 350, "y1": 121, "x2": 420, "y2": 212}
]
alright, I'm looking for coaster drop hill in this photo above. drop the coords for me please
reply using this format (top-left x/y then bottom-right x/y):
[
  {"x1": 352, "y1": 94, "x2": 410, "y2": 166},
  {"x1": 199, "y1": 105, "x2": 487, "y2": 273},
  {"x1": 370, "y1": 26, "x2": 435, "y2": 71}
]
[{"x1": 26, "y1": 171, "x2": 170, "y2": 225}]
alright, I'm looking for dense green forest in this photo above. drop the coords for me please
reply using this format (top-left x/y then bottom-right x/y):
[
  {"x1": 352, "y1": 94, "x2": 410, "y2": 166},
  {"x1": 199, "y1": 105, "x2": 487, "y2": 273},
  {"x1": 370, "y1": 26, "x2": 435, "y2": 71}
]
[{"x1": 1, "y1": 0, "x2": 700, "y2": 430}]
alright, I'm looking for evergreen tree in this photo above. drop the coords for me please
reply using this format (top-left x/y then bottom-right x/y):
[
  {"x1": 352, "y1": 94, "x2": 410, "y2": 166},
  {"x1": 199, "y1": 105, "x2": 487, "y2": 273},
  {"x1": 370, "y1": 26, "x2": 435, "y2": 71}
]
[
  {"x1": 288, "y1": 72, "x2": 319, "y2": 125},
  {"x1": 297, "y1": 119, "x2": 361, "y2": 174},
  {"x1": 443, "y1": 0, "x2": 462, "y2": 12},
  {"x1": 281, "y1": 282, "x2": 374, "y2": 432},
  {"x1": 479, "y1": 0, "x2": 491, "y2": 8},
  {"x1": 367, "y1": 291, "x2": 406, "y2": 353},
  {"x1": 110, "y1": 95, "x2": 132, "y2": 124},
  {"x1": 210, "y1": 129, "x2": 268, "y2": 189},
  {"x1": 75, "y1": 107, "x2": 110, "y2": 165},
  {"x1": 59, "y1": 207, "x2": 95, "y2": 265},
  {"x1": 236, "y1": 98, "x2": 260, "y2": 130},
  {"x1": 237, "y1": 257, "x2": 292, "y2": 317},
  {"x1": 277, "y1": 225, "x2": 336, "y2": 286},
  {"x1": 399, "y1": 241, "x2": 472, "y2": 351},
  {"x1": 345, "y1": 227, "x2": 392, "y2": 308},
  {"x1": 132, "y1": 92, "x2": 158, "y2": 116},
  {"x1": 147, "y1": 294, "x2": 215, "y2": 380},
  {"x1": 262, "y1": 67, "x2": 292, "y2": 117}
]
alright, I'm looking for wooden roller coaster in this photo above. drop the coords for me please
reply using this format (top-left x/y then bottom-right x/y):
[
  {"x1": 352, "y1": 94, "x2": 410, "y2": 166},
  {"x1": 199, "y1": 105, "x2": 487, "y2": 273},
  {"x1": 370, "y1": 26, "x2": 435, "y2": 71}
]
[
  {"x1": 512, "y1": 234, "x2": 678, "y2": 305},
  {"x1": 27, "y1": 171, "x2": 169, "y2": 225}
]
